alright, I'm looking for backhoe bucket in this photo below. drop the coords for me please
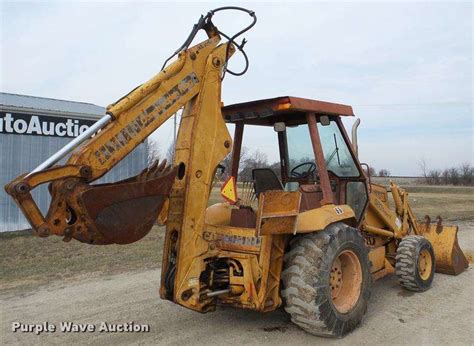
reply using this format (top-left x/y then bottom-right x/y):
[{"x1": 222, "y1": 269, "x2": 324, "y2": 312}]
[
  {"x1": 420, "y1": 217, "x2": 468, "y2": 275},
  {"x1": 45, "y1": 160, "x2": 177, "y2": 245}
]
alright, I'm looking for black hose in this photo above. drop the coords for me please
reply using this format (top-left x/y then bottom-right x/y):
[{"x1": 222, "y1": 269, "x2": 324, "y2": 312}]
[{"x1": 161, "y1": 6, "x2": 257, "y2": 78}]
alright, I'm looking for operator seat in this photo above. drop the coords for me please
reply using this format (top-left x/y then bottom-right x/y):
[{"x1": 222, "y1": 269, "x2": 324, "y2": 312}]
[{"x1": 252, "y1": 168, "x2": 283, "y2": 197}]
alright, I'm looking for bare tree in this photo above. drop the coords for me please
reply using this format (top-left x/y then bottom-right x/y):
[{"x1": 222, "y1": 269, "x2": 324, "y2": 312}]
[
  {"x1": 419, "y1": 158, "x2": 428, "y2": 183},
  {"x1": 378, "y1": 169, "x2": 391, "y2": 177},
  {"x1": 147, "y1": 138, "x2": 162, "y2": 166},
  {"x1": 220, "y1": 146, "x2": 249, "y2": 179},
  {"x1": 239, "y1": 149, "x2": 269, "y2": 181},
  {"x1": 269, "y1": 161, "x2": 282, "y2": 180},
  {"x1": 460, "y1": 162, "x2": 473, "y2": 186},
  {"x1": 363, "y1": 166, "x2": 376, "y2": 177},
  {"x1": 428, "y1": 169, "x2": 441, "y2": 185},
  {"x1": 442, "y1": 168, "x2": 450, "y2": 185},
  {"x1": 449, "y1": 167, "x2": 460, "y2": 186},
  {"x1": 418, "y1": 161, "x2": 472, "y2": 186},
  {"x1": 166, "y1": 142, "x2": 175, "y2": 162}
]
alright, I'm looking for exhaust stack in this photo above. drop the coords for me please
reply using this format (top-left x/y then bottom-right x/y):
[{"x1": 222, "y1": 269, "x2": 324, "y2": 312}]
[{"x1": 351, "y1": 118, "x2": 361, "y2": 157}]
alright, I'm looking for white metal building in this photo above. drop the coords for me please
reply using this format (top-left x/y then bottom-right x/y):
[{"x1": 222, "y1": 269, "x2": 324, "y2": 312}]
[{"x1": 0, "y1": 92, "x2": 148, "y2": 232}]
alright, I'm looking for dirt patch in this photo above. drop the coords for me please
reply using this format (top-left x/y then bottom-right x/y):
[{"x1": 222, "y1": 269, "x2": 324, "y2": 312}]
[
  {"x1": 262, "y1": 326, "x2": 288, "y2": 333},
  {"x1": 463, "y1": 250, "x2": 474, "y2": 264}
]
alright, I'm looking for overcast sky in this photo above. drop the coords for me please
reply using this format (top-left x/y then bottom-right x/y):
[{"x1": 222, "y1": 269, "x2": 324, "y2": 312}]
[{"x1": 1, "y1": 1, "x2": 472, "y2": 175}]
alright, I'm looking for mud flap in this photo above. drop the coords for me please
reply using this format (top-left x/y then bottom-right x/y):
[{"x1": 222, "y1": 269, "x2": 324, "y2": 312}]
[{"x1": 420, "y1": 217, "x2": 469, "y2": 275}]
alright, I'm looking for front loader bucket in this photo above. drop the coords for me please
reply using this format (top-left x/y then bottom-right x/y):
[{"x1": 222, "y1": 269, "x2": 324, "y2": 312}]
[{"x1": 420, "y1": 217, "x2": 469, "y2": 275}]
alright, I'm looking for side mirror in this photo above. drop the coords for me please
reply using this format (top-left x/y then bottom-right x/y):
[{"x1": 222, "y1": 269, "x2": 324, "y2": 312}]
[
  {"x1": 320, "y1": 115, "x2": 330, "y2": 126},
  {"x1": 274, "y1": 122, "x2": 286, "y2": 132}
]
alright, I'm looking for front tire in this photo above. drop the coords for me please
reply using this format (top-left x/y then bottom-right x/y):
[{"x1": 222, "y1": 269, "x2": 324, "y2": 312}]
[
  {"x1": 395, "y1": 235, "x2": 435, "y2": 292},
  {"x1": 281, "y1": 223, "x2": 372, "y2": 338}
]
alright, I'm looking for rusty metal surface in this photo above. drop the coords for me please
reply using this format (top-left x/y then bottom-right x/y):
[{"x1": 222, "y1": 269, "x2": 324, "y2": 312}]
[
  {"x1": 222, "y1": 96, "x2": 354, "y2": 125},
  {"x1": 306, "y1": 113, "x2": 334, "y2": 205},
  {"x1": 78, "y1": 162, "x2": 177, "y2": 244},
  {"x1": 256, "y1": 190, "x2": 301, "y2": 236},
  {"x1": 230, "y1": 207, "x2": 256, "y2": 228},
  {"x1": 299, "y1": 184, "x2": 323, "y2": 212},
  {"x1": 204, "y1": 224, "x2": 261, "y2": 254},
  {"x1": 7, "y1": 160, "x2": 177, "y2": 245},
  {"x1": 230, "y1": 122, "x2": 244, "y2": 178}
]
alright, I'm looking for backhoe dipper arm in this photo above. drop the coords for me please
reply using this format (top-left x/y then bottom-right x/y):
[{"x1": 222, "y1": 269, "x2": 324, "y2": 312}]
[{"x1": 5, "y1": 17, "x2": 236, "y2": 245}]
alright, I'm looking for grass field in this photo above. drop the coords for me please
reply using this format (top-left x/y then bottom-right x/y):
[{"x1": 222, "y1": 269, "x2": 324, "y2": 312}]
[{"x1": 1, "y1": 183, "x2": 472, "y2": 294}]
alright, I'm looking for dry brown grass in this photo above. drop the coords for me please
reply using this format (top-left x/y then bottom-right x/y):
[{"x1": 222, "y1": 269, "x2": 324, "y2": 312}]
[
  {"x1": 0, "y1": 226, "x2": 166, "y2": 294},
  {"x1": 1, "y1": 184, "x2": 472, "y2": 294}
]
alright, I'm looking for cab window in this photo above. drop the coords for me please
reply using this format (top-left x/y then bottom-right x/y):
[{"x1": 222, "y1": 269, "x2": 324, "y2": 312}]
[
  {"x1": 318, "y1": 120, "x2": 359, "y2": 177},
  {"x1": 286, "y1": 124, "x2": 316, "y2": 179}
]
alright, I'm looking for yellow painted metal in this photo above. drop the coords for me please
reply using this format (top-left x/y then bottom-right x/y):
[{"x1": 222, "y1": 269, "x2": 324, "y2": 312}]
[
  {"x1": 160, "y1": 42, "x2": 235, "y2": 311},
  {"x1": 363, "y1": 181, "x2": 468, "y2": 277},
  {"x1": 420, "y1": 222, "x2": 468, "y2": 275},
  {"x1": 256, "y1": 233, "x2": 286, "y2": 311},
  {"x1": 295, "y1": 204, "x2": 356, "y2": 233},
  {"x1": 256, "y1": 190, "x2": 301, "y2": 235},
  {"x1": 204, "y1": 224, "x2": 261, "y2": 254},
  {"x1": 365, "y1": 193, "x2": 400, "y2": 237},
  {"x1": 69, "y1": 36, "x2": 223, "y2": 180},
  {"x1": 371, "y1": 259, "x2": 395, "y2": 281},
  {"x1": 368, "y1": 246, "x2": 386, "y2": 273},
  {"x1": 364, "y1": 225, "x2": 394, "y2": 238},
  {"x1": 205, "y1": 203, "x2": 233, "y2": 226},
  {"x1": 418, "y1": 248, "x2": 433, "y2": 280},
  {"x1": 255, "y1": 190, "x2": 356, "y2": 235}
]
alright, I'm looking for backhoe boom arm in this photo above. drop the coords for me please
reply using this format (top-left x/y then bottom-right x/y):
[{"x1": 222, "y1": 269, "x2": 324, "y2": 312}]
[{"x1": 5, "y1": 29, "x2": 234, "y2": 245}]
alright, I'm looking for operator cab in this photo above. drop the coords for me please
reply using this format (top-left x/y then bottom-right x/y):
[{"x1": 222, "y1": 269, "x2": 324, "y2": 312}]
[{"x1": 217, "y1": 96, "x2": 368, "y2": 227}]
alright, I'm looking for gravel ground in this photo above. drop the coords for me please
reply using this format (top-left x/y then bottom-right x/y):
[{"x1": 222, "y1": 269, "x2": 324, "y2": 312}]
[{"x1": 1, "y1": 221, "x2": 473, "y2": 345}]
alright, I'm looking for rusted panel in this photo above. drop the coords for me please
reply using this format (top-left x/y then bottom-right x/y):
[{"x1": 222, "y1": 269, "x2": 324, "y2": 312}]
[
  {"x1": 299, "y1": 184, "x2": 323, "y2": 212},
  {"x1": 259, "y1": 217, "x2": 297, "y2": 235},
  {"x1": 230, "y1": 207, "x2": 256, "y2": 228},
  {"x1": 230, "y1": 122, "x2": 244, "y2": 178},
  {"x1": 204, "y1": 224, "x2": 261, "y2": 254},
  {"x1": 277, "y1": 131, "x2": 288, "y2": 184},
  {"x1": 222, "y1": 96, "x2": 354, "y2": 125},
  {"x1": 307, "y1": 113, "x2": 334, "y2": 205},
  {"x1": 258, "y1": 190, "x2": 301, "y2": 216},
  {"x1": 78, "y1": 163, "x2": 177, "y2": 244},
  {"x1": 256, "y1": 190, "x2": 301, "y2": 235}
]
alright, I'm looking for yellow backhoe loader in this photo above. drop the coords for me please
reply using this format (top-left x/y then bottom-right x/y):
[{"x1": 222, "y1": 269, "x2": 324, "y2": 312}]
[{"x1": 5, "y1": 7, "x2": 468, "y2": 338}]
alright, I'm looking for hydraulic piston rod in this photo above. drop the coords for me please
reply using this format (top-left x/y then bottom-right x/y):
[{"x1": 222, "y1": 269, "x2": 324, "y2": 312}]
[{"x1": 27, "y1": 114, "x2": 112, "y2": 176}]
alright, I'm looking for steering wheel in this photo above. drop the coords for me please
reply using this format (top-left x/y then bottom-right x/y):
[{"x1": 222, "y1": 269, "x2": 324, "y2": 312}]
[{"x1": 290, "y1": 162, "x2": 316, "y2": 178}]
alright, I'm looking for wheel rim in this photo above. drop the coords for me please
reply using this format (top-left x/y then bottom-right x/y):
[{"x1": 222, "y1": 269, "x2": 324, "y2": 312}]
[
  {"x1": 330, "y1": 250, "x2": 363, "y2": 314},
  {"x1": 418, "y1": 249, "x2": 433, "y2": 280}
]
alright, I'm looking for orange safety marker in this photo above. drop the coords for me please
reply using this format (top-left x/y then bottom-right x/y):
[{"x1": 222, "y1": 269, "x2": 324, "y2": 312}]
[{"x1": 220, "y1": 176, "x2": 238, "y2": 204}]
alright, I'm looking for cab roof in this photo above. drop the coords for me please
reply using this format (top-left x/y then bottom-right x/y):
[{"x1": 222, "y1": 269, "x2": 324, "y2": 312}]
[{"x1": 222, "y1": 96, "x2": 354, "y2": 126}]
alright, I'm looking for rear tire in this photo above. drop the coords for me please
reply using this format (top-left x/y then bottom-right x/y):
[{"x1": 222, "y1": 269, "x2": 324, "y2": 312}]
[
  {"x1": 396, "y1": 235, "x2": 435, "y2": 292},
  {"x1": 281, "y1": 223, "x2": 372, "y2": 338}
]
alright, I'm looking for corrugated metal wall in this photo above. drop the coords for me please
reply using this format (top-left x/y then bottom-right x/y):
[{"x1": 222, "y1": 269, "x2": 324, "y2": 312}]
[{"x1": 0, "y1": 133, "x2": 148, "y2": 232}]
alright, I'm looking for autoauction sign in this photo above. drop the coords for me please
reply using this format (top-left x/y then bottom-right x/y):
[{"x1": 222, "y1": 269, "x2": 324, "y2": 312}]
[{"x1": 0, "y1": 112, "x2": 96, "y2": 138}]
